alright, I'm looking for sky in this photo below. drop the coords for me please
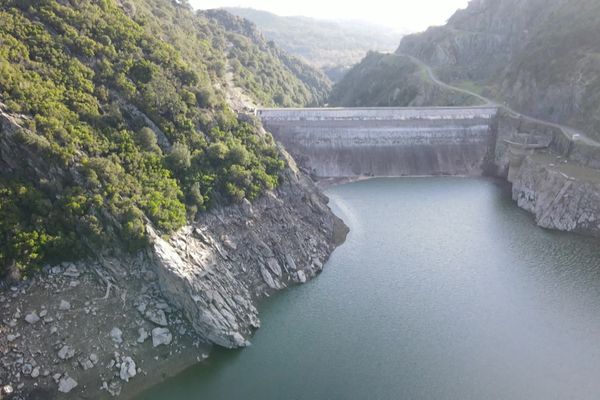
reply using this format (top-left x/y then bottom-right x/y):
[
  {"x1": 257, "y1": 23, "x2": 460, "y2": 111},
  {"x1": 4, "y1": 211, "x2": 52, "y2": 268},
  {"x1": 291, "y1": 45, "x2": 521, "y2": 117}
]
[{"x1": 189, "y1": 0, "x2": 471, "y2": 32}]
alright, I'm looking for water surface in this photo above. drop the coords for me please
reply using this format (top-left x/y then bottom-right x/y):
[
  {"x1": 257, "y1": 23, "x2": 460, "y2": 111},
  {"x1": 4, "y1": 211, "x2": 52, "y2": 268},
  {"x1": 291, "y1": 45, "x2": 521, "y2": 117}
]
[{"x1": 141, "y1": 178, "x2": 600, "y2": 400}]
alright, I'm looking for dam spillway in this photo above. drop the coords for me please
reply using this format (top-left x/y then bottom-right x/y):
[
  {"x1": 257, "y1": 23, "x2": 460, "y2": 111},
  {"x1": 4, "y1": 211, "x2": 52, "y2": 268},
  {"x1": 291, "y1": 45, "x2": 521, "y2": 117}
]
[{"x1": 258, "y1": 107, "x2": 499, "y2": 177}]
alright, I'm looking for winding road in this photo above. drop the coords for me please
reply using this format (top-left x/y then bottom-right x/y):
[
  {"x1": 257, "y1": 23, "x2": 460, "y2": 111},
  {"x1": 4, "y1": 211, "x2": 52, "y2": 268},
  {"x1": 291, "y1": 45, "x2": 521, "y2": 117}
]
[{"x1": 405, "y1": 55, "x2": 600, "y2": 147}]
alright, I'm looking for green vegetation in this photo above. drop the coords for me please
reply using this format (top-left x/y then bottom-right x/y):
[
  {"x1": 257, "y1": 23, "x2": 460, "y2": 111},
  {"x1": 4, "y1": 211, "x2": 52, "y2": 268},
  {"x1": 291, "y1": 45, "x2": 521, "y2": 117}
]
[
  {"x1": 329, "y1": 52, "x2": 480, "y2": 107},
  {"x1": 223, "y1": 7, "x2": 403, "y2": 82},
  {"x1": 0, "y1": 0, "x2": 317, "y2": 277}
]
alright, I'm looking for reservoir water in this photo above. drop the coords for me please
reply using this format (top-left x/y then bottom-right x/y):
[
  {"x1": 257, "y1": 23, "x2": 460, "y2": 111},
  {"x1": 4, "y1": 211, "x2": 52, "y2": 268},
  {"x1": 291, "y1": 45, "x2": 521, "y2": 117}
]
[{"x1": 140, "y1": 178, "x2": 600, "y2": 400}]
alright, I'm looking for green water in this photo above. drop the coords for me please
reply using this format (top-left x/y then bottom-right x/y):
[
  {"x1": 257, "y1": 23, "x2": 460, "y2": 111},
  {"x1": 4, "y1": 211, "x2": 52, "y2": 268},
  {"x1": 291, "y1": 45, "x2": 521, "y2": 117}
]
[{"x1": 140, "y1": 178, "x2": 600, "y2": 400}]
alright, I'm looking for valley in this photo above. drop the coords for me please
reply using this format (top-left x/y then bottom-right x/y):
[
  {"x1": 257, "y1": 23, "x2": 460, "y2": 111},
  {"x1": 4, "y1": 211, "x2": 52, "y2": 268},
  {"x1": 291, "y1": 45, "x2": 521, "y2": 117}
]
[{"x1": 1, "y1": 0, "x2": 600, "y2": 399}]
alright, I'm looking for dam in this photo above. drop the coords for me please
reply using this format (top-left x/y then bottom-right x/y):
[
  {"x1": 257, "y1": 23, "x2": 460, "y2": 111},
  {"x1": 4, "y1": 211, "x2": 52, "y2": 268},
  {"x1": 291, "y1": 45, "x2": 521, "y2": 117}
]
[
  {"x1": 258, "y1": 107, "x2": 499, "y2": 177},
  {"x1": 258, "y1": 106, "x2": 600, "y2": 237}
]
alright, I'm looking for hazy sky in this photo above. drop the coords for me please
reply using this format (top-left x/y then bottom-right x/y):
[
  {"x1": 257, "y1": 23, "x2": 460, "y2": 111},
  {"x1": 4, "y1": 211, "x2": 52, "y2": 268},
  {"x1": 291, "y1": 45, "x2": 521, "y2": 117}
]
[{"x1": 189, "y1": 0, "x2": 471, "y2": 32}]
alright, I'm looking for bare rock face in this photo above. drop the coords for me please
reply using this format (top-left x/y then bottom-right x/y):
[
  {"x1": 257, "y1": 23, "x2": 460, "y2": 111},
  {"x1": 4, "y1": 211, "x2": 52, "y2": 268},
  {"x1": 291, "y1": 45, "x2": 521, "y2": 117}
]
[
  {"x1": 512, "y1": 154, "x2": 600, "y2": 236},
  {"x1": 148, "y1": 160, "x2": 346, "y2": 348}
]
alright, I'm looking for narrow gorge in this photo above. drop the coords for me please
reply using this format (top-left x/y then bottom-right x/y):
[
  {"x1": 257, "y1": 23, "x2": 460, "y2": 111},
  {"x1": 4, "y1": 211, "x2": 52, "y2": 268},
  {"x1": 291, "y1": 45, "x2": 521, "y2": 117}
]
[{"x1": 2, "y1": 0, "x2": 600, "y2": 398}]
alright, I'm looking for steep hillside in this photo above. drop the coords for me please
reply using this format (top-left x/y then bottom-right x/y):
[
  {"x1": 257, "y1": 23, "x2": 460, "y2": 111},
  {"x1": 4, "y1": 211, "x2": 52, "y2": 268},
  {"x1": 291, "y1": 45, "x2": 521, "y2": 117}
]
[
  {"x1": 398, "y1": 0, "x2": 558, "y2": 82},
  {"x1": 329, "y1": 52, "x2": 481, "y2": 107},
  {"x1": 397, "y1": 0, "x2": 600, "y2": 139},
  {"x1": 0, "y1": 0, "x2": 329, "y2": 278},
  {"x1": 223, "y1": 7, "x2": 403, "y2": 81},
  {"x1": 201, "y1": 9, "x2": 331, "y2": 106}
]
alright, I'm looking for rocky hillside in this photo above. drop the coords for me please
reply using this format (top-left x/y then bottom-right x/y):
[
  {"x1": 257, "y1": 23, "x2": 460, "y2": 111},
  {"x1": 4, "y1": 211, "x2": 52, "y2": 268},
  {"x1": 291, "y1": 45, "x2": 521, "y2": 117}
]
[
  {"x1": 398, "y1": 0, "x2": 557, "y2": 82},
  {"x1": 0, "y1": 0, "x2": 332, "y2": 279},
  {"x1": 329, "y1": 52, "x2": 480, "y2": 107},
  {"x1": 223, "y1": 7, "x2": 403, "y2": 81},
  {"x1": 397, "y1": 0, "x2": 600, "y2": 139}
]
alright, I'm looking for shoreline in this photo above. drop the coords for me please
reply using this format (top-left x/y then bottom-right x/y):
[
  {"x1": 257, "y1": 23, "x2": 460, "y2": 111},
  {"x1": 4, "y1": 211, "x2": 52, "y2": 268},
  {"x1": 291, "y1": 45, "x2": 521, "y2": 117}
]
[{"x1": 316, "y1": 174, "x2": 499, "y2": 190}]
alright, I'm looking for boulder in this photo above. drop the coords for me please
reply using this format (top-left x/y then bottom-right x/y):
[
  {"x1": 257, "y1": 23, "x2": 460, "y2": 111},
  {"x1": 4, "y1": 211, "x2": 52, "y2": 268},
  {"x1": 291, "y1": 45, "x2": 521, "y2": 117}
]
[
  {"x1": 119, "y1": 357, "x2": 137, "y2": 382},
  {"x1": 58, "y1": 376, "x2": 78, "y2": 393},
  {"x1": 59, "y1": 300, "x2": 71, "y2": 311},
  {"x1": 110, "y1": 327, "x2": 123, "y2": 344},
  {"x1": 137, "y1": 327, "x2": 149, "y2": 343},
  {"x1": 21, "y1": 363, "x2": 33, "y2": 375},
  {"x1": 151, "y1": 327, "x2": 172, "y2": 347},
  {"x1": 24, "y1": 312, "x2": 40, "y2": 324},
  {"x1": 58, "y1": 345, "x2": 75, "y2": 360},
  {"x1": 79, "y1": 358, "x2": 94, "y2": 370},
  {"x1": 145, "y1": 308, "x2": 168, "y2": 326}
]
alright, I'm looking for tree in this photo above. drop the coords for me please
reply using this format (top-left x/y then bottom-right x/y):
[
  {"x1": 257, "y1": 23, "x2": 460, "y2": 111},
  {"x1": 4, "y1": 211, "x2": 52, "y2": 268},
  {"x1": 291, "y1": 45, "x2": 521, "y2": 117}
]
[
  {"x1": 135, "y1": 127, "x2": 161, "y2": 153},
  {"x1": 167, "y1": 142, "x2": 191, "y2": 172}
]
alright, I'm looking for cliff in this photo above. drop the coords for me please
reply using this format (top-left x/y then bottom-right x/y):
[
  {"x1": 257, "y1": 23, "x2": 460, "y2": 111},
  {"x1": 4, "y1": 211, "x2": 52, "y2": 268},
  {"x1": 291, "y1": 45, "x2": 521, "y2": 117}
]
[
  {"x1": 512, "y1": 153, "x2": 600, "y2": 236},
  {"x1": 0, "y1": 160, "x2": 346, "y2": 398},
  {"x1": 147, "y1": 151, "x2": 346, "y2": 348}
]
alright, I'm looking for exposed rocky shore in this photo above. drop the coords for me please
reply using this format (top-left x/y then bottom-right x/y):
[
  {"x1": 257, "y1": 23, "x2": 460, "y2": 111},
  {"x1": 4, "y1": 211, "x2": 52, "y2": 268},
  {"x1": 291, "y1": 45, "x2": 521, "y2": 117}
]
[
  {"x1": 511, "y1": 153, "x2": 600, "y2": 237},
  {"x1": 0, "y1": 153, "x2": 347, "y2": 399},
  {"x1": 493, "y1": 112, "x2": 600, "y2": 237}
]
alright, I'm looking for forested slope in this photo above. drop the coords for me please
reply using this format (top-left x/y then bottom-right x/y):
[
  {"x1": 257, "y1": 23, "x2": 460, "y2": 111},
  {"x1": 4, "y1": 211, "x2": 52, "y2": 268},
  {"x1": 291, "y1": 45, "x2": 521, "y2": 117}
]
[{"x1": 0, "y1": 0, "x2": 329, "y2": 277}]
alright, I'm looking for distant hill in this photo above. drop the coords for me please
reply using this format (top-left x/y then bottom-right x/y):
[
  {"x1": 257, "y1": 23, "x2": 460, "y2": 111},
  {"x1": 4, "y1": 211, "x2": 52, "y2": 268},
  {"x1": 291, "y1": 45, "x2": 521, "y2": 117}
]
[
  {"x1": 201, "y1": 9, "x2": 331, "y2": 107},
  {"x1": 329, "y1": 52, "x2": 480, "y2": 107},
  {"x1": 223, "y1": 7, "x2": 403, "y2": 81}
]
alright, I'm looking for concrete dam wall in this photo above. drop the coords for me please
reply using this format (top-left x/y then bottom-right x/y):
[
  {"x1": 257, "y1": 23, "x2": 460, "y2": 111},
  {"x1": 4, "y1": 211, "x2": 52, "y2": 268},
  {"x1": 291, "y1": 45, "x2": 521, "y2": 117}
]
[{"x1": 259, "y1": 107, "x2": 499, "y2": 177}]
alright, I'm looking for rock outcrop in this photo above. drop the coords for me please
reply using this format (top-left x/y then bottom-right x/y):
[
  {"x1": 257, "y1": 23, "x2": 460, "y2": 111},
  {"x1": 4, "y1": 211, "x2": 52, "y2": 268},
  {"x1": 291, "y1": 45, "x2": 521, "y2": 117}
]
[
  {"x1": 148, "y1": 151, "x2": 346, "y2": 347},
  {"x1": 0, "y1": 160, "x2": 346, "y2": 398},
  {"x1": 512, "y1": 153, "x2": 600, "y2": 236}
]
